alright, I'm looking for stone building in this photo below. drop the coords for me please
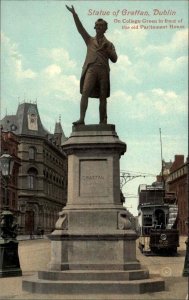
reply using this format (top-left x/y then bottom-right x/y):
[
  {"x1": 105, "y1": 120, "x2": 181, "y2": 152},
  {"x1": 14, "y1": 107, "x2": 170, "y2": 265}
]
[
  {"x1": 0, "y1": 130, "x2": 20, "y2": 214},
  {"x1": 156, "y1": 160, "x2": 173, "y2": 189},
  {"x1": 1, "y1": 102, "x2": 68, "y2": 234},
  {"x1": 166, "y1": 155, "x2": 188, "y2": 235}
]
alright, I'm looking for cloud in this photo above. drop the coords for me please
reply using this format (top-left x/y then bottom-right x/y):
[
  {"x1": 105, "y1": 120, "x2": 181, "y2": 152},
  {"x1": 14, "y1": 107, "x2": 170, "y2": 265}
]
[
  {"x1": 1, "y1": 34, "x2": 79, "y2": 109},
  {"x1": 1, "y1": 33, "x2": 78, "y2": 97},
  {"x1": 136, "y1": 28, "x2": 188, "y2": 57},
  {"x1": 158, "y1": 56, "x2": 188, "y2": 73},
  {"x1": 112, "y1": 54, "x2": 142, "y2": 85},
  {"x1": 52, "y1": 74, "x2": 79, "y2": 98},
  {"x1": 40, "y1": 70, "x2": 79, "y2": 101},
  {"x1": 39, "y1": 48, "x2": 77, "y2": 70},
  {"x1": 171, "y1": 29, "x2": 188, "y2": 52},
  {"x1": 43, "y1": 64, "x2": 62, "y2": 77},
  {"x1": 160, "y1": 135, "x2": 188, "y2": 158},
  {"x1": 110, "y1": 87, "x2": 187, "y2": 123},
  {"x1": 111, "y1": 90, "x2": 133, "y2": 102},
  {"x1": 109, "y1": 28, "x2": 148, "y2": 48},
  {"x1": 15, "y1": 60, "x2": 37, "y2": 79},
  {"x1": 150, "y1": 88, "x2": 187, "y2": 114},
  {"x1": 135, "y1": 88, "x2": 187, "y2": 117},
  {"x1": 1, "y1": 32, "x2": 37, "y2": 79},
  {"x1": 110, "y1": 28, "x2": 188, "y2": 90}
]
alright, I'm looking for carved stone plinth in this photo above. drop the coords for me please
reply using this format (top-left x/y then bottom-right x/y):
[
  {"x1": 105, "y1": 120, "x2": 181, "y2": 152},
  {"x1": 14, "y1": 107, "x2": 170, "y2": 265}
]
[{"x1": 22, "y1": 125, "x2": 165, "y2": 294}]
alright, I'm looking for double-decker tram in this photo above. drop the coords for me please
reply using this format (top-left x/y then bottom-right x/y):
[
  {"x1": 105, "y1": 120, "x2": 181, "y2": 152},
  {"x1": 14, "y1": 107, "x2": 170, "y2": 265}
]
[{"x1": 137, "y1": 182, "x2": 179, "y2": 255}]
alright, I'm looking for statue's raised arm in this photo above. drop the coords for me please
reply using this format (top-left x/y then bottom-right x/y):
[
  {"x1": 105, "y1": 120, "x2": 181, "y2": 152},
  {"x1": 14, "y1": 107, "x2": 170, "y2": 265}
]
[
  {"x1": 65, "y1": 5, "x2": 90, "y2": 44},
  {"x1": 65, "y1": 4, "x2": 118, "y2": 125}
]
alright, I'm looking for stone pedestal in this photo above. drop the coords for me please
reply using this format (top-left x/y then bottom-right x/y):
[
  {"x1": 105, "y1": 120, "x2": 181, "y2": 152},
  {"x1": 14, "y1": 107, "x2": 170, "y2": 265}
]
[
  {"x1": 49, "y1": 124, "x2": 140, "y2": 271},
  {"x1": 22, "y1": 125, "x2": 165, "y2": 294}
]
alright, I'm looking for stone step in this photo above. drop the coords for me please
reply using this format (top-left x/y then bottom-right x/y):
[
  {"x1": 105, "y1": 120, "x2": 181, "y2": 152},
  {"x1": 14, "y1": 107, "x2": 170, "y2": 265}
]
[
  {"x1": 38, "y1": 269, "x2": 149, "y2": 281},
  {"x1": 48, "y1": 261, "x2": 142, "y2": 271},
  {"x1": 22, "y1": 275, "x2": 165, "y2": 294}
]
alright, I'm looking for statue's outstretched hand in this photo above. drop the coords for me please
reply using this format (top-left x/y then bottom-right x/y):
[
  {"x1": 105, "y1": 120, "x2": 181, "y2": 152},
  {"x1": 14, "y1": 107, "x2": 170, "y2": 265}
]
[{"x1": 66, "y1": 5, "x2": 76, "y2": 14}]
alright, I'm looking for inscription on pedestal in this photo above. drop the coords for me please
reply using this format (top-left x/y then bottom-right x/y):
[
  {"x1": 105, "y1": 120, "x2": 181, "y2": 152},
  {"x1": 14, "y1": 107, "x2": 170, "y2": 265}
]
[{"x1": 79, "y1": 159, "x2": 108, "y2": 197}]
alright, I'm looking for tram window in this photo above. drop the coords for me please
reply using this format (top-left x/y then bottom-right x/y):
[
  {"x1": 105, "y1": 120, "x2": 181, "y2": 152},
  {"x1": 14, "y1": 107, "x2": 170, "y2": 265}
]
[
  {"x1": 143, "y1": 215, "x2": 152, "y2": 226},
  {"x1": 154, "y1": 209, "x2": 165, "y2": 229}
]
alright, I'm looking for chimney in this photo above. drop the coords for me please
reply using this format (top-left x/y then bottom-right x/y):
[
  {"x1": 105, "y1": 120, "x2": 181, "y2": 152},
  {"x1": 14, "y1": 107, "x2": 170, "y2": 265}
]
[{"x1": 171, "y1": 155, "x2": 184, "y2": 172}]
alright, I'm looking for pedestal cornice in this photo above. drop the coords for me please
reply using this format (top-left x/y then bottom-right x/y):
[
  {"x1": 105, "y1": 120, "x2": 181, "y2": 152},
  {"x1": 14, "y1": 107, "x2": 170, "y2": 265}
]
[{"x1": 62, "y1": 124, "x2": 126, "y2": 156}]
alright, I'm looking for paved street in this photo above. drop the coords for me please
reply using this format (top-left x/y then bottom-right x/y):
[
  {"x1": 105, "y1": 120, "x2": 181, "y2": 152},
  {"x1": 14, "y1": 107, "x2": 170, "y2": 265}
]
[{"x1": 0, "y1": 236, "x2": 188, "y2": 300}]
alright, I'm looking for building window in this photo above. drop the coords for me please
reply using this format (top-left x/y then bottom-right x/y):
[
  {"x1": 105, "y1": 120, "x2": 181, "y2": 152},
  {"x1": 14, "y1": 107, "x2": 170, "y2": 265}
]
[
  {"x1": 12, "y1": 192, "x2": 16, "y2": 209},
  {"x1": 28, "y1": 175, "x2": 34, "y2": 189},
  {"x1": 1, "y1": 187, "x2": 5, "y2": 206},
  {"x1": 28, "y1": 167, "x2": 38, "y2": 189},
  {"x1": 29, "y1": 147, "x2": 36, "y2": 160}
]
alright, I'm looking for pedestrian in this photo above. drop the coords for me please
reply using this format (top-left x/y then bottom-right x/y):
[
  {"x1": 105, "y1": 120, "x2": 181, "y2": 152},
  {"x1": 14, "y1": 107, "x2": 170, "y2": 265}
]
[
  {"x1": 30, "y1": 231, "x2": 34, "y2": 240},
  {"x1": 41, "y1": 229, "x2": 44, "y2": 238}
]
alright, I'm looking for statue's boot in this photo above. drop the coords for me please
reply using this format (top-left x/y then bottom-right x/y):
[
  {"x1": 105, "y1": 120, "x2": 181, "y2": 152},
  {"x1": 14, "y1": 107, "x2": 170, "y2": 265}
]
[
  {"x1": 99, "y1": 119, "x2": 107, "y2": 124},
  {"x1": 72, "y1": 119, "x2": 85, "y2": 125},
  {"x1": 73, "y1": 106, "x2": 86, "y2": 125}
]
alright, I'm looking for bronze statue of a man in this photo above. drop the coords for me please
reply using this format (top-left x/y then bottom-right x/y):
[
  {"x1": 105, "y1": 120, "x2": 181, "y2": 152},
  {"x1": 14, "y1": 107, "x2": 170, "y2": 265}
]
[{"x1": 66, "y1": 5, "x2": 118, "y2": 125}]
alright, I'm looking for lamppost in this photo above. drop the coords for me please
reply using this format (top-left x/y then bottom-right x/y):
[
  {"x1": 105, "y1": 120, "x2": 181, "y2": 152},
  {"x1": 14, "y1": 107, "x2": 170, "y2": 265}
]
[
  {"x1": 182, "y1": 218, "x2": 189, "y2": 277},
  {"x1": 0, "y1": 153, "x2": 22, "y2": 277}
]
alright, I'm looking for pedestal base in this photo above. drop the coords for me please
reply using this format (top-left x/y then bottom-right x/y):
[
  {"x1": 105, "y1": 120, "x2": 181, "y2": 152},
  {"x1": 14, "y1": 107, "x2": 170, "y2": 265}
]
[
  {"x1": 48, "y1": 231, "x2": 140, "y2": 271},
  {"x1": 47, "y1": 206, "x2": 140, "y2": 271},
  {"x1": 22, "y1": 210, "x2": 165, "y2": 295},
  {"x1": 0, "y1": 240, "x2": 22, "y2": 278},
  {"x1": 23, "y1": 270, "x2": 165, "y2": 294}
]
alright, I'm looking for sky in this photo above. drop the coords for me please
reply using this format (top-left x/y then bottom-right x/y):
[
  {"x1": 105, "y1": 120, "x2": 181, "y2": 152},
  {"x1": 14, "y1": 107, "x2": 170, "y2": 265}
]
[{"x1": 1, "y1": 0, "x2": 188, "y2": 216}]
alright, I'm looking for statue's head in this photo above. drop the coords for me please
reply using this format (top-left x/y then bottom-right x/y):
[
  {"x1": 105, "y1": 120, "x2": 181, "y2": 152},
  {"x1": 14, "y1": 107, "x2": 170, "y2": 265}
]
[{"x1": 94, "y1": 19, "x2": 108, "y2": 34}]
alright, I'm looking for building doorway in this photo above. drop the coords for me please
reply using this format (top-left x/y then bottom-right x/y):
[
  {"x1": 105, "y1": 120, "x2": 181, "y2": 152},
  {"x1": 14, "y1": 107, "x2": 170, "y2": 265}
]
[{"x1": 25, "y1": 210, "x2": 34, "y2": 234}]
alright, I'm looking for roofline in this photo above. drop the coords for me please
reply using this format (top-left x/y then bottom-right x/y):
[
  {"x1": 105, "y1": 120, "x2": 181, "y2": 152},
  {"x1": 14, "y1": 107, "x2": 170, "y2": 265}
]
[{"x1": 17, "y1": 134, "x2": 67, "y2": 157}]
